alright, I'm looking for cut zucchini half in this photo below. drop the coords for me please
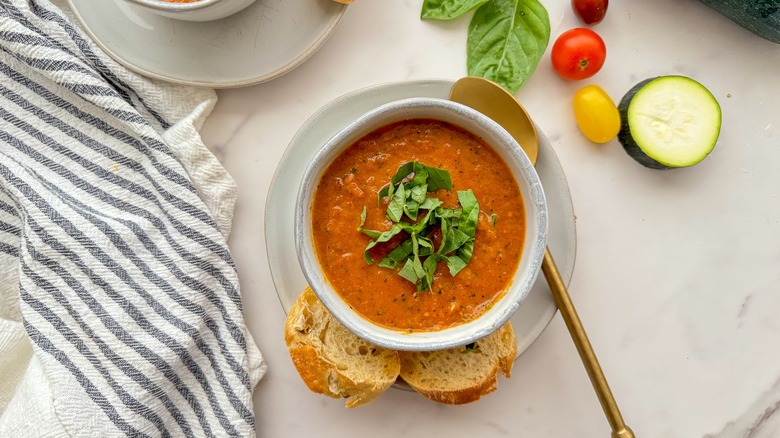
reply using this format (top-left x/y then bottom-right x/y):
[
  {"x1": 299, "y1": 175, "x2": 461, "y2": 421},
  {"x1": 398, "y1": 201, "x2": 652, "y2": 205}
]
[{"x1": 618, "y1": 76, "x2": 721, "y2": 169}]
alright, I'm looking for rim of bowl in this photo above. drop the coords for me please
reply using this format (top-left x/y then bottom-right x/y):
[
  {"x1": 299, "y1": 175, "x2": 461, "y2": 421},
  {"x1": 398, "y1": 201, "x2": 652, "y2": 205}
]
[
  {"x1": 294, "y1": 97, "x2": 548, "y2": 351},
  {"x1": 123, "y1": 0, "x2": 221, "y2": 11}
]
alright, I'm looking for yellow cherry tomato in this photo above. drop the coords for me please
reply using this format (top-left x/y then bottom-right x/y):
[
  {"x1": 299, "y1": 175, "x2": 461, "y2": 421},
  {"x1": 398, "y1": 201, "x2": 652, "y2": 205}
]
[{"x1": 573, "y1": 84, "x2": 620, "y2": 143}]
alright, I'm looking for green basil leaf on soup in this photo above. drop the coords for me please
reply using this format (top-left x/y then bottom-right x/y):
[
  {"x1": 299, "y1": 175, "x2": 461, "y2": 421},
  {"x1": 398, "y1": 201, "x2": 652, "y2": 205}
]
[
  {"x1": 424, "y1": 165, "x2": 453, "y2": 192},
  {"x1": 439, "y1": 227, "x2": 472, "y2": 255},
  {"x1": 457, "y1": 239, "x2": 475, "y2": 265},
  {"x1": 357, "y1": 206, "x2": 382, "y2": 239},
  {"x1": 363, "y1": 223, "x2": 403, "y2": 264},
  {"x1": 386, "y1": 183, "x2": 406, "y2": 222},
  {"x1": 446, "y1": 253, "x2": 468, "y2": 276},
  {"x1": 404, "y1": 199, "x2": 420, "y2": 221},
  {"x1": 410, "y1": 184, "x2": 427, "y2": 204},
  {"x1": 457, "y1": 189, "x2": 480, "y2": 236},
  {"x1": 419, "y1": 196, "x2": 443, "y2": 211},
  {"x1": 398, "y1": 258, "x2": 421, "y2": 283},
  {"x1": 379, "y1": 238, "x2": 414, "y2": 268},
  {"x1": 435, "y1": 207, "x2": 462, "y2": 219}
]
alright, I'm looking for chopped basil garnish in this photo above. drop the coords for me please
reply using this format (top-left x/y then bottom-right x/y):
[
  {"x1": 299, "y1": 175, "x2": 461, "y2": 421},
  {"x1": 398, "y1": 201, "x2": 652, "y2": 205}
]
[
  {"x1": 377, "y1": 161, "x2": 453, "y2": 201},
  {"x1": 358, "y1": 162, "x2": 479, "y2": 292}
]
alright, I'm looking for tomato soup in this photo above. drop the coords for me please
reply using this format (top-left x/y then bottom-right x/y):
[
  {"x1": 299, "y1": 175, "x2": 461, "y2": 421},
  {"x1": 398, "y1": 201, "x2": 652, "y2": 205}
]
[{"x1": 311, "y1": 119, "x2": 525, "y2": 332}]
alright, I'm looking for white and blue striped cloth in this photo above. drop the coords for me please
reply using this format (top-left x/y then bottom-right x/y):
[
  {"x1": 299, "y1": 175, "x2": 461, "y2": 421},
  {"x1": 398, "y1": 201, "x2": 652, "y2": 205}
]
[{"x1": 0, "y1": 1, "x2": 265, "y2": 436}]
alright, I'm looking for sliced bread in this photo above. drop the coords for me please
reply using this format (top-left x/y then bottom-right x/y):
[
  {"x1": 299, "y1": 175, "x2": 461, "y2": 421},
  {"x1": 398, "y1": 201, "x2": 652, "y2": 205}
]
[
  {"x1": 398, "y1": 322, "x2": 517, "y2": 405},
  {"x1": 284, "y1": 286, "x2": 401, "y2": 408}
]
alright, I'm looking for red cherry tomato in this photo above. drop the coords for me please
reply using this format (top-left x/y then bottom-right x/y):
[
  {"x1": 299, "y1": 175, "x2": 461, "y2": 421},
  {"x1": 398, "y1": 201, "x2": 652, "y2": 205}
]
[
  {"x1": 572, "y1": 0, "x2": 608, "y2": 25},
  {"x1": 550, "y1": 28, "x2": 606, "y2": 81}
]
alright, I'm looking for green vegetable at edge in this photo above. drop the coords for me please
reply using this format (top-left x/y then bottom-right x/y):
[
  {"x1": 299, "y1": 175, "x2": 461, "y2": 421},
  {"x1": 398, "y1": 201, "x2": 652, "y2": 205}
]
[{"x1": 696, "y1": 0, "x2": 780, "y2": 44}]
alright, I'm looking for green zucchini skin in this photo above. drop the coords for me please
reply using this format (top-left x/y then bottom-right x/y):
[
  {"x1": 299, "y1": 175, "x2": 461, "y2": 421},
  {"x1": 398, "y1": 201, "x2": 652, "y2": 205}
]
[
  {"x1": 697, "y1": 0, "x2": 780, "y2": 43},
  {"x1": 617, "y1": 76, "x2": 721, "y2": 170},
  {"x1": 617, "y1": 78, "x2": 673, "y2": 170}
]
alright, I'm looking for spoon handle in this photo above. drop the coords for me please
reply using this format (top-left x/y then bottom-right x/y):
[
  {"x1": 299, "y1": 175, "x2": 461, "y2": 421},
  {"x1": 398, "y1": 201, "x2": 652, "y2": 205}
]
[{"x1": 541, "y1": 248, "x2": 635, "y2": 438}]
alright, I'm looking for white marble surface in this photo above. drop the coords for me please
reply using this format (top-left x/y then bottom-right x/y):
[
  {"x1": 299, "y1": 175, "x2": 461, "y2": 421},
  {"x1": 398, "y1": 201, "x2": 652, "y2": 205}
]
[{"x1": 197, "y1": 0, "x2": 780, "y2": 436}]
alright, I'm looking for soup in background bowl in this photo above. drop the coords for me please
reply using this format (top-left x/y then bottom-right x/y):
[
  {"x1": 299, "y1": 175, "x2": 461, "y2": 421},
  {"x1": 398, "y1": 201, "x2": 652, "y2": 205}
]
[
  {"x1": 122, "y1": 0, "x2": 256, "y2": 21},
  {"x1": 295, "y1": 97, "x2": 547, "y2": 351}
]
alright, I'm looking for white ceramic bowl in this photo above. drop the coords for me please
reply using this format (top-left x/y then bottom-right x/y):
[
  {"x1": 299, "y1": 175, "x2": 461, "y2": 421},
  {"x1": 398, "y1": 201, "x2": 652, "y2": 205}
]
[
  {"x1": 122, "y1": 0, "x2": 256, "y2": 22},
  {"x1": 295, "y1": 97, "x2": 548, "y2": 351}
]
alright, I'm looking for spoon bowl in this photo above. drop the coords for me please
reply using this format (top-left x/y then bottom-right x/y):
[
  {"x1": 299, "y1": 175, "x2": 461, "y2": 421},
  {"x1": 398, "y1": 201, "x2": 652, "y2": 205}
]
[{"x1": 449, "y1": 76, "x2": 539, "y2": 165}]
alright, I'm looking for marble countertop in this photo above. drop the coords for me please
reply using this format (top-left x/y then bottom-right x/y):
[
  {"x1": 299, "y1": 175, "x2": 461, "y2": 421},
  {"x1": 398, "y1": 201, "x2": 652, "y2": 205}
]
[{"x1": 197, "y1": 0, "x2": 780, "y2": 436}]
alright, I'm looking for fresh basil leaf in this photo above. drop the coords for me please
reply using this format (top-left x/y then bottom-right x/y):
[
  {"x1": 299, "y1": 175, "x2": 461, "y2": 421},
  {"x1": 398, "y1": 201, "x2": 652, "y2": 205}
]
[
  {"x1": 421, "y1": 253, "x2": 443, "y2": 292},
  {"x1": 425, "y1": 166, "x2": 453, "y2": 192},
  {"x1": 359, "y1": 228, "x2": 382, "y2": 239},
  {"x1": 440, "y1": 215, "x2": 450, "y2": 239},
  {"x1": 378, "y1": 162, "x2": 416, "y2": 200},
  {"x1": 405, "y1": 202, "x2": 442, "y2": 234},
  {"x1": 446, "y1": 253, "x2": 468, "y2": 276},
  {"x1": 398, "y1": 258, "x2": 421, "y2": 283},
  {"x1": 410, "y1": 184, "x2": 427, "y2": 204},
  {"x1": 417, "y1": 236, "x2": 434, "y2": 250},
  {"x1": 438, "y1": 217, "x2": 454, "y2": 255},
  {"x1": 419, "y1": 197, "x2": 443, "y2": 211},
  {"x1": 457, "y1": 189, "x2": 480, "y2": 236},
  {"x1": 379, "y1": 162, "x2": 452, "y2": 199},
  {"x1": 439, "y1": 227, "x2": 472, "y2": 255},
  {"x1": 446, "y1": 238, "x2": 474, "y2": 276},
  {"x1": 435, "y1": 207, "x2": 462, "y2": 219},
  {"x1": 401, "y1": 234, "x2": 427, "y2": 289},
  {"x1": 421, "y1": 0, "x2": 489, "y2": 20},
  {"x1": 446, "y1": 240, "x2": 474, "y2": 276},
  {"x1": 379, "y1": 238, "x2": 413, "y2": 268},
  {"x1": 363, "y1": 224, "x2": 403, "y2": 264},
  {"x1": 386, "y1": 183, "x2": 406, "y2": 222},
  {"x1": 467, "y1": 0, "x2": 551, "y2": 93},
  {"x1": 412, "y1": 253, "x2": 426, "y2": 279},
  {"x1": 457, "y1": 239, "x2": 475, "y2": 265},
  {"x1": 404, "y1": 199, "x2": 420, "y2": 221},
  {"x1": 409, "y1": 167, "x2": 428, "y2": 190},
  {"x1": 357, "y1": 206, "x2": 382, "y2": 239},
  {"x1": 421, "y1": 259, "x2": 435, "y2": 292}
]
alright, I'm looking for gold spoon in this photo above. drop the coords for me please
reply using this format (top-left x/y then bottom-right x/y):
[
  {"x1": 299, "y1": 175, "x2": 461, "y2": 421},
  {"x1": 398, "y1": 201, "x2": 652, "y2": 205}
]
[{"x1": 450, "y1": 76, "x2": 635, "y2": 438}]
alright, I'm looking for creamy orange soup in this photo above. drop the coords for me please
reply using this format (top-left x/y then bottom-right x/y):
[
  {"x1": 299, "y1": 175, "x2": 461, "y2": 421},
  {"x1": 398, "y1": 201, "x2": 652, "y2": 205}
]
[{"x1": 311, "y1": 119, "x2": 525, "y2": 332}]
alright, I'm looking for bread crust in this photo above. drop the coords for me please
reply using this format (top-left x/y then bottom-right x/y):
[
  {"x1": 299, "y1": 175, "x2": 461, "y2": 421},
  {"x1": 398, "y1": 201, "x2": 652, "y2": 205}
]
[
  {"x1": 399, "y1": 323, "x2": 517, "y2": 405},
  {"x1": 285, "y1": 287, "x2": 517, "y2": 407},
  {"x1": 284, "y1": 287, "x2": 400, "y2": 407}
]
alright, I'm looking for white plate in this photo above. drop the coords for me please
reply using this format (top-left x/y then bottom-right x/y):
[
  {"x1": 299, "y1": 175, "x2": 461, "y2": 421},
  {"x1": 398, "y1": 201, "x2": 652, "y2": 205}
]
[
  {"x1": 66, "y1": 0, "x2": 346, "y2": 88},
  {"x1": 265, "y1": 79, "x2": 577, "y2": 359}
]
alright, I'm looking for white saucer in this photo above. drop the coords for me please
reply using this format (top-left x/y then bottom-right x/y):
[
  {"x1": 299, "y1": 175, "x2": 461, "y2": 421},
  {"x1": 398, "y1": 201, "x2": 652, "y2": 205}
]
[
  {"x1": 66, "y1": 0, "x2": 346, "y2": 88},
  {"x1": 265, "y1": 79, "x2": 577, "y2": 359}
]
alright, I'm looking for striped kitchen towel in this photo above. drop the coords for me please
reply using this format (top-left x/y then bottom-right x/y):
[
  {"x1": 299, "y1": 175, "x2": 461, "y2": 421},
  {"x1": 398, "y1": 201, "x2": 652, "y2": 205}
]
[{"x1": 0, "y1": 0, "x2": 265, "y2": 437}]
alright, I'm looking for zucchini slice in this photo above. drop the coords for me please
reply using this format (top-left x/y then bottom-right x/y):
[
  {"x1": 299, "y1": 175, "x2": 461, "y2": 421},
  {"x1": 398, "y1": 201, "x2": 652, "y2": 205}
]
[{"x1": 618, "y1": 76, "x2": 721, "y2": 169}]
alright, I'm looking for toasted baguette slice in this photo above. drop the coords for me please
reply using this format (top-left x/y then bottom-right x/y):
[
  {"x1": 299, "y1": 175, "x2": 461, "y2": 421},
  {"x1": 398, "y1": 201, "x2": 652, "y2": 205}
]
[
  {"x1": 284, "y1": 287, "x2": 400, "y2": 407},
  {"x1": 399, "y1": 323, "x2": 517, "y2": 405}
]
